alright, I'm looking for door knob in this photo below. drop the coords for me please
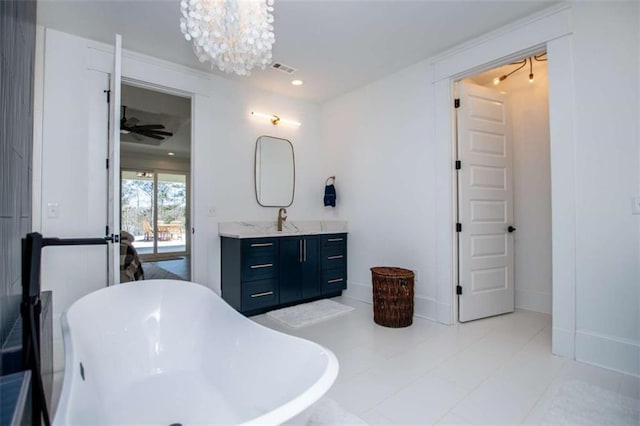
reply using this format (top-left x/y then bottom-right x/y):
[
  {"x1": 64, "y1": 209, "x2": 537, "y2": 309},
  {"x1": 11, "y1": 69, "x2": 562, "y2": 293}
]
[{"x1": 508, "y1": 226, "x2": 516, "y2": 233}]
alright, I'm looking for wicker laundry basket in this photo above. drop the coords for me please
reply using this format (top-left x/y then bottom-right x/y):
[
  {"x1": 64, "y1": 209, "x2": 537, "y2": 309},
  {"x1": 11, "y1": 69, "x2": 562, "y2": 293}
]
[{"x1": 370, "y1": 267, "x2": 414, "y2": 328}]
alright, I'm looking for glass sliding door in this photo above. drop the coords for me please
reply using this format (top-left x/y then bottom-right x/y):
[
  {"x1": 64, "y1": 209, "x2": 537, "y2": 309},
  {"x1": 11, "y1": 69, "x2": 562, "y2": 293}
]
[
  {"x1": 121, "y1": 170, "x2": 189, "y2": 258},
  {"x1": 121, "y1": 171, "x2": 155, "y2": 255},
  {"x1": 157, "y1": 172, "x2": 187, "y2": 254}
]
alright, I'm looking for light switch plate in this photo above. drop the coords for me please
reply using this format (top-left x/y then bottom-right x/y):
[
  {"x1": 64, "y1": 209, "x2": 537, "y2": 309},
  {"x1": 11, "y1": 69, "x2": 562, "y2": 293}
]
[
  {"x1": 632, "y1": 197, "x2": 640, "y2": 215},
  {"x1": 47, "y1": 202, "x2": 59, "y2": 219},
  {"x1": 207, "y1": 205, "x2": 217, "y2": 217}
]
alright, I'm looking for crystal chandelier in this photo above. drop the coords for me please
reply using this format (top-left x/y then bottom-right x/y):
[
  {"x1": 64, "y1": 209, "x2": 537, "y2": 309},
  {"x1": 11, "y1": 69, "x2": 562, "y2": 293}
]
[{"x1": 180, "y1": 0, "x2": 275, "y2": 76}]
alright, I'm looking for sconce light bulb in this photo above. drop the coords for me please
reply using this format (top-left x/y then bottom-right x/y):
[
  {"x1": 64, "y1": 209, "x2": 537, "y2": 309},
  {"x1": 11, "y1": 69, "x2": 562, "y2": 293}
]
[
  {"x1": 493, "y1": 77, "x2": 500, "y2": 85},
  {"x1": 251, "y1": 111, "x2": 301, "y2": 127},
  {"x1": 529, "y1": 73, "x2": 534, "y2": 83}
]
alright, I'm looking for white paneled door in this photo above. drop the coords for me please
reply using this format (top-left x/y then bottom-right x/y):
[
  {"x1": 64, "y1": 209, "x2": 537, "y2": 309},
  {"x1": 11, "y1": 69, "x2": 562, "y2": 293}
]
[
  {"x1": 457, "y1": 81, "x2": 515, "y2": 322},
  {"x1": 107, "y1": 34, "x2": 122, "y2": 285}
]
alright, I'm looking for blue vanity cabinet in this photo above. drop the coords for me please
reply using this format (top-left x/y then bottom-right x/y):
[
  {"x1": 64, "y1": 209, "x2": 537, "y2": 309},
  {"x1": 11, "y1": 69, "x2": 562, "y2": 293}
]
[
  {"x1": 221, "y1": 232, "x2": 347, "y2": 315},
  {"x1": 320, "y1": 234, "x2": 348, "y2": 294},
  {"x1": 221, "y1": 237, "x2": 280, "y2": 314},
  {"x1": 280, "y1": 236, "x2": 321, "y2": 304}
]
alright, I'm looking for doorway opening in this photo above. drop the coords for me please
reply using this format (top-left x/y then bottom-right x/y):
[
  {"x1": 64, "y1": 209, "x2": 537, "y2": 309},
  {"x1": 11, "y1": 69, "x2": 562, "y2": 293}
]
[
  {"x1": 454, "y1": 52, "x2": 551, "y2": 323},
  {"x1": 119, "y1": 83, "x2": 192, "y2": 281}
]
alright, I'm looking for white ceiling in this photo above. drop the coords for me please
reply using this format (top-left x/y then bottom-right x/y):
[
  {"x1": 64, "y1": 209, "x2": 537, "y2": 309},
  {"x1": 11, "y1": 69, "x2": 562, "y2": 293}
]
[{"x1": 37, "y1": 0, "x2": 559, "y2": 103}]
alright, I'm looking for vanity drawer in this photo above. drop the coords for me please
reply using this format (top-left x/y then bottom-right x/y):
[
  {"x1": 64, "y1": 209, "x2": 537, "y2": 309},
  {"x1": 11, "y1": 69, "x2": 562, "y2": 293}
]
[
  {"x1": 242, "y1": 255, "x2": 278, "y2": 281},
  {"x1": 321, "y1": 234, "x2": 347, "y2": 247},
  {"x1": 321, "y1": 245, "x2": 346, "y2": 270},
  {"x1": 322, "y1": 269, "x2": 347, "y2": 293},
  {"x1": 242, "y1": 279, "x2": 279, "y2": 311},
  {"x1": 241, "y1": 238, "x2": 278, "y2": 257}
]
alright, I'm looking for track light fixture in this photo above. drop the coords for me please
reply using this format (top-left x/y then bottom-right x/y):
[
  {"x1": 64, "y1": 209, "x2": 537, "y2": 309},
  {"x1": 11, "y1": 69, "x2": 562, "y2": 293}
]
[{"x1": 493, "y1": 52, "x2": 547, "y2": 85}]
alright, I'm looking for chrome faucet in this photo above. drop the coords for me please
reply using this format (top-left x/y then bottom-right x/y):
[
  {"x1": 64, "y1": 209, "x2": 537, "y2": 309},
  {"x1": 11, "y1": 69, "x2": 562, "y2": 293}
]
[{"x1": 277, "y1": 208, "x2": 287, "y2": 231}]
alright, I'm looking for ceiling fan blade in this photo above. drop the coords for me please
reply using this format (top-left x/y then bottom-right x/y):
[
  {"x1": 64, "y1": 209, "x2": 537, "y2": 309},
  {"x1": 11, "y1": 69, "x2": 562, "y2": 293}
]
[
  {"x1": 146, "y1": 130, "x2": 173, "y2": 136},
  {"x1": 130, "y1": 124, "x2": 165, "y2": 130},
  {"x1": 138, "y1": 132, "x2": 165, "y2": 140},
  {"x1": 131, "y1": 127, "x2": 173, "y2": 137}
]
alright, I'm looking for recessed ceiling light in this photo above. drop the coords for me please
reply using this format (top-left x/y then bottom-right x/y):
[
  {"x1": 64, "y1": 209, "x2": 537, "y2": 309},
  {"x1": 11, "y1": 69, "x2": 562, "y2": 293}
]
[
  {"x1": 291, "y1": 80, "x2": 303, "y2": 86},
  {"x1": 168, "y1": 152, "x2": 175, "y2": 156}
]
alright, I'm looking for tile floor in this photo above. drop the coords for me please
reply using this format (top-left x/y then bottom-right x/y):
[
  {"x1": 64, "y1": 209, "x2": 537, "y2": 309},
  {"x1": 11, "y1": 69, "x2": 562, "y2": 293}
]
[
  {"x1": 51, "y1": 296, "x2": 639, "y2": 424},
  {"x1": 143, "y1": 256, "x2": 191, "y2": 281},
  {"x1": 252, "y1": 296, "x2": 640, "y2": 425}
]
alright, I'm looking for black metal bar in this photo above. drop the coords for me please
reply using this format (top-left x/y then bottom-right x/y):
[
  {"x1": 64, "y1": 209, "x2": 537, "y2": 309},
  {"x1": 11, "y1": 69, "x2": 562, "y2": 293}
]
[{"x1": 21, "y1": 232, "x2": 110, "y2": 426}]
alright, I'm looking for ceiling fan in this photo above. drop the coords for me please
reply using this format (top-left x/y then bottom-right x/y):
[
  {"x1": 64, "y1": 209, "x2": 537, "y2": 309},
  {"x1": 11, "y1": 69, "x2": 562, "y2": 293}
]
[{"x1": 120, "y1": 105, "x2": 173, "y2": 140}]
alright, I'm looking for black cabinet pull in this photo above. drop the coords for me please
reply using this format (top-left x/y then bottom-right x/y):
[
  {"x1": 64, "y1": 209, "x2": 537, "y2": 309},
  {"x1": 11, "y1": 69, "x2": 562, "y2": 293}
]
[
  {"x1": 327, "y1": 237, "x2": 343, "y2": 242},
  {"x1": 250, "y1": 291, "x2": 273, "y2": 298},
  {"x1": 327, "y1": 255, "x2": 344, "y2": 260}
]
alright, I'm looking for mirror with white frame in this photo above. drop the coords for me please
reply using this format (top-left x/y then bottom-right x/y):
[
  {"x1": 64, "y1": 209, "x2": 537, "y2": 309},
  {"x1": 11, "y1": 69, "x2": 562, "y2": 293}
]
[{"x1": 254, "y1": 136, "x2": 295, "y2": 207}]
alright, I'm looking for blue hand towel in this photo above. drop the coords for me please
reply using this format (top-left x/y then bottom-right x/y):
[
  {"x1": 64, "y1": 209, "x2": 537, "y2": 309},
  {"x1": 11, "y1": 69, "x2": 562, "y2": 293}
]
[{"x1": 324, "y1": 184, "x2": 336, "y2": 207}]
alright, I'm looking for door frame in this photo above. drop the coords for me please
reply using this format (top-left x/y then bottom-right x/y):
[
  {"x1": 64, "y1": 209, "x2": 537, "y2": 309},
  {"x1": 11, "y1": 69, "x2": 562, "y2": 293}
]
[
  {"x1": 119, "y1": 77, "x2": 195, "y2": 275},
  {"x1": 432, "y1": 4, "x2": 577, "y2": 359}
]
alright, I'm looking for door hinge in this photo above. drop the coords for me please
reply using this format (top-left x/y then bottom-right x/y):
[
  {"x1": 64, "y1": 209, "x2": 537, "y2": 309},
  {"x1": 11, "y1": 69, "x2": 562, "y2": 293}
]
[
  {"x1": 104, "y1": 89, "x2": 111, "y2": 103},
  {"x1": 455, "y1": 160, "x2": 461, "y2": 170},
  {"x1": 454, "y1": 98, "x2": 460, "y2": 108},
  {"x1": 456, "y1": 223, "x2": 462, "y2": 232},
  {"x1": 456, "y1": 285, "x2": 462, "y2": 295},
  {"x1": 105, "y1": 225, "x2": 109, "y2": 236},
  {"x1": 106, "y1": 158, "x2": 109, "y2": 169}
]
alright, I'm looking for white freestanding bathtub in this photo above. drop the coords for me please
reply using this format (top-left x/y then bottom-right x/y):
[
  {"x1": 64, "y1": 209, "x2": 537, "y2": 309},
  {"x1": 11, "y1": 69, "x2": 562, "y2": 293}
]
[{"x1": 53, "y1": 279, "x2": 338, "y2": 425}]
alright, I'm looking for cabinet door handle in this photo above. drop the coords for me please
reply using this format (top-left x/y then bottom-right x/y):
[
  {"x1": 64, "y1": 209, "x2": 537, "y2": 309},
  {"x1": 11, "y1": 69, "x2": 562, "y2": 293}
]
[
  {"x1": 250, "y1": 263, "x2": 273, "y2": 269},
  {"x1": 250, "y1": 291, "x2": 273, "y2": 298},
  {"x1": 328, "y1": 278, "x2": 344, "y2": 284},
  {"x1": 299, "y1": 240, "x2": 303, "y2": 263},
  {"x1": 304, "y1": 239, "x2": 307, "y2": 262},
  {"x1": 327, "y1": 238, "x2": 343, "y2": 242},
  {"x1": 327, "y1": 255, "x2": 344, "y2": 260},
  {"x1": 251, "y1": 242, "x2": 273, "y2": 247}
]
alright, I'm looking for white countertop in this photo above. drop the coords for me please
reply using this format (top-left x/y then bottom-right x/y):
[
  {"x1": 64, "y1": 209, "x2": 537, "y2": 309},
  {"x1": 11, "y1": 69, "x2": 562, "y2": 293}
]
[{"x1": 218, "y1": 220, "x2": 348, "y2": 239}]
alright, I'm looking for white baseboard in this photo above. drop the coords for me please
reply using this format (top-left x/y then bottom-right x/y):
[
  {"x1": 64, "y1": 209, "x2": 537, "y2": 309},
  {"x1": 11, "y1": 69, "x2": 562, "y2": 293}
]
[
  {"x1": 437, "y1": 302, "x2": 453, "y2": 325},
  {"x1": 576, "y1": 330, "x2": 640, "y2": 377},
  {"x1": 343, "y1": 281, "x2": 371, "y2": 304},
  {"x1": 515, "y1": 289, "x2": 552, "y2": 314},
  {"x1": 414, "y1": 295, "x2": 437, "y2": 321},
  {"x1": 552, "y1": 326, "x2": 575, "y2": 359},
  {"x1": 344, "y1": 281, "x2": 437, "y2": 322}
]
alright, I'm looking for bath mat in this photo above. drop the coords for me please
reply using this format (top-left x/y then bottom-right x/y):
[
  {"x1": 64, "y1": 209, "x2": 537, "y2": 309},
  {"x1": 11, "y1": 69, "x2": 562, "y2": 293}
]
[
  {"x1": 267, "y1": 299, "x2": 355, "y2": 328},
  {"x1": 542, "y1": 380, "x2": 639, "y2": 425},
  {"x1": 307, "y1": 397, "x2": 368, "y2": 425}
]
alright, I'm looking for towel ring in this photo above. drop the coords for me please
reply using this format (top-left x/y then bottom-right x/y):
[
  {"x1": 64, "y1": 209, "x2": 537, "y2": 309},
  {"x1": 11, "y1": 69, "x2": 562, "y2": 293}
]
[{"x1": 325, "y1": 176, "x2": 335, "y2": 186}]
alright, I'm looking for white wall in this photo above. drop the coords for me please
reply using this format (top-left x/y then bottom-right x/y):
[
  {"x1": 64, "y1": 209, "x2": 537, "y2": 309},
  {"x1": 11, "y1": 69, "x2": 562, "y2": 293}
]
[
  {"x1": 36, "y1": 28, "x2": 326, "y2": 372},
  {"x1": 321, "y1": 2, "x2": 639, "y2": 375},
  {"x1": 473, "y1": 64, "x2": 552, "y2": 314},
  {"x1": 571, "y1": 2, "x2": 639, "y2": 375},
  {"x1": 510, "y1": 72, "x2": 552, "y2": 315},
  {"x1": 321, "y1": 61, "x2": 438, "y2": 317}
]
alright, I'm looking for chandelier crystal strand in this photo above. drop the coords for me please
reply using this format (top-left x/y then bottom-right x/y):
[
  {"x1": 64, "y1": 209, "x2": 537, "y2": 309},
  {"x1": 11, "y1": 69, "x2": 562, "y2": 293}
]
[{"x1": 180, "y1": 0, "x2": 275, "y2": 76}]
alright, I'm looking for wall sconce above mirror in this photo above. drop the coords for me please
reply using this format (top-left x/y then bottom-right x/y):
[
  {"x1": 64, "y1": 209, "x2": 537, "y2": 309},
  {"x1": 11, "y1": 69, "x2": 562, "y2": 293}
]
[
  {"x1": 255, "y1": 136, "x2": 295, "y2": 207},
  {"x1": 251, "y1": 111, "x2": 301, "y2": 127}
]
